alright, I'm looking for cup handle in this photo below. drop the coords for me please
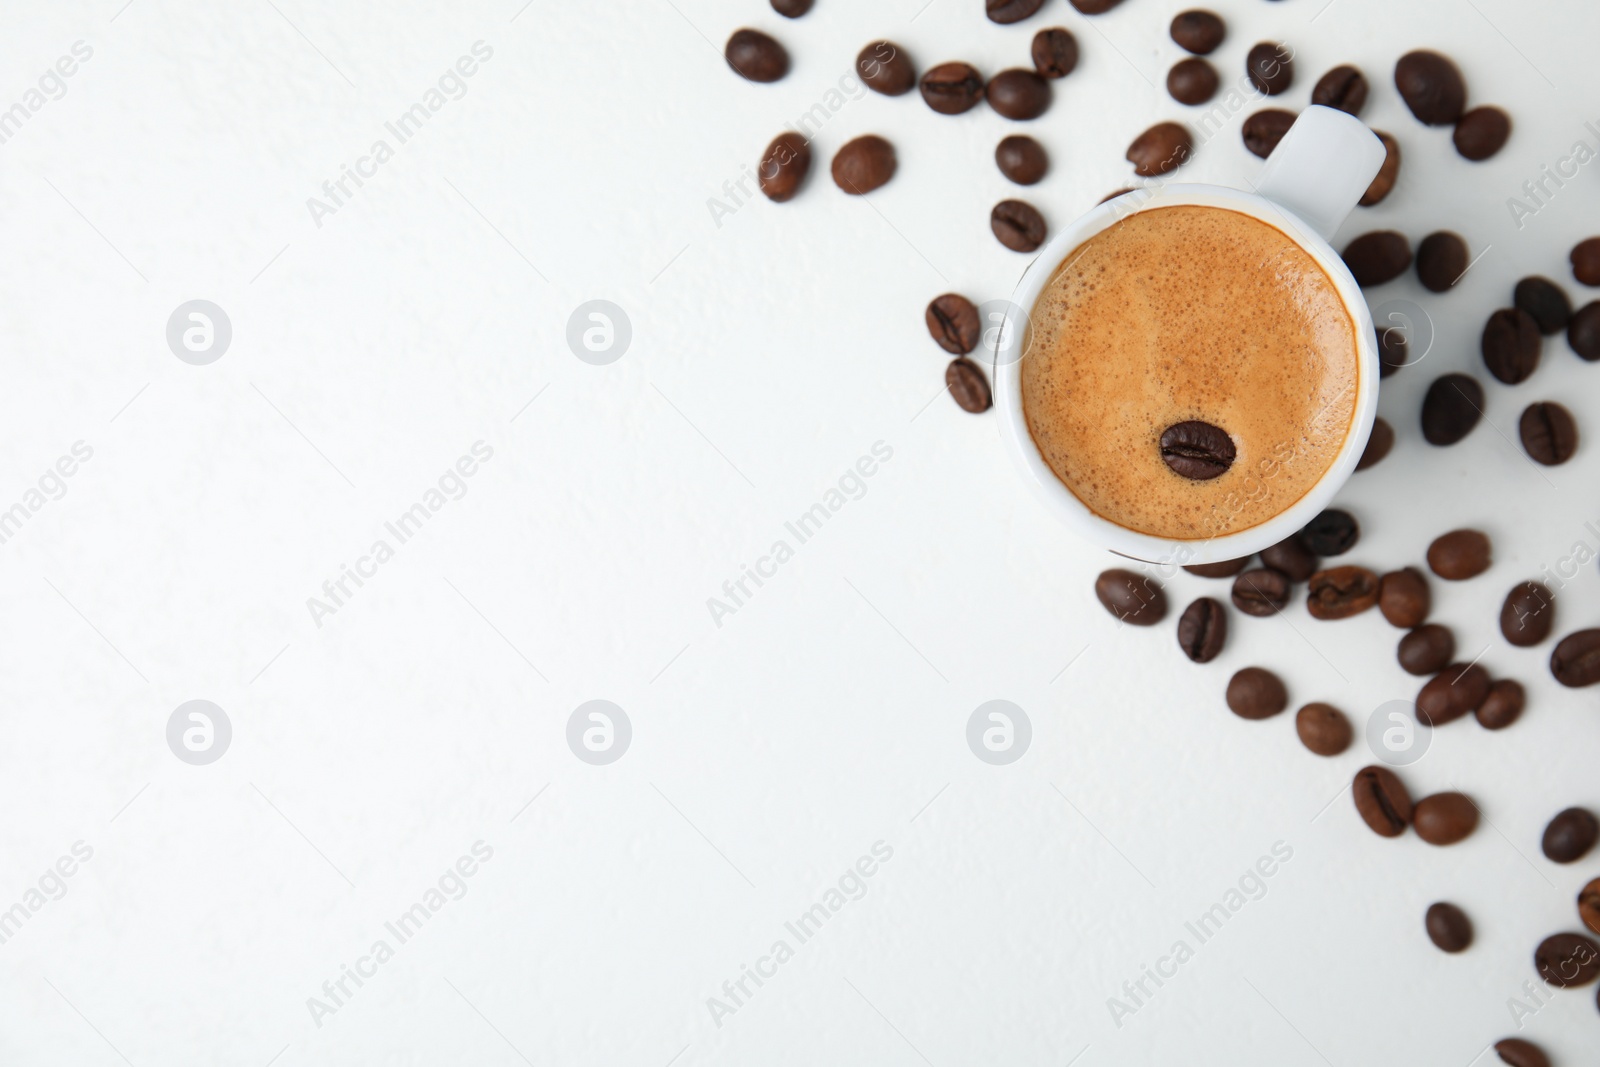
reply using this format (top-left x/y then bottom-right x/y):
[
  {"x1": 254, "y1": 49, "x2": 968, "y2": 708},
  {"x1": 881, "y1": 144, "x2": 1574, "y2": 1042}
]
[{"x1": 1254, "y1": 105, "x2": 1387, "y2": 241}]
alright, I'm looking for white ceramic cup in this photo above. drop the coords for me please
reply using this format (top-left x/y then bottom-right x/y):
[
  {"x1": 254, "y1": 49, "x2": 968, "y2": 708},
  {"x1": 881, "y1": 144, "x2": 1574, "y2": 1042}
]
[{"x1": 993, "y1": 106, "x2": 1388, "y2": 566}]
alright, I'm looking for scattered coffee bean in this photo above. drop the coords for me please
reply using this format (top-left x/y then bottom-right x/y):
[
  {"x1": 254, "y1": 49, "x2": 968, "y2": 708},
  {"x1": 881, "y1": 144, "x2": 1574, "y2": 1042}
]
[
  {"x1": 1571, "y1": 237, "x2": 1600, "y2": 286},
  {"x1": 1099, "y1": 187, "x2": 1133, "y2": 204},
  {"x1": 1343, "y1": 232, "x2": 1412, "y2": 287},
  {"x1": 987, "y1": 69, "x2": 1051, "y2": 120},
  {"x1": 1300, "y1": 509, "x2": 1358, "y2": 556},
  {"x1": 1068, "y1": 0, "x2": 1124, "y2": 12},
  {"x1": 1295, "y1": 702, "x2": 1351, "y2": 756},
  {"x1": 1360, "y1": 132, "x2": 1401, "y2": 206},
  {"x1": 1416, "y1": 232, "x2": 1467, "y2": 292},
  {"x1": 1482, "y1": 308, "x2": 1542, "y2": 384},
  {"x1": 1379, "y1": 568, "x2": 1430, "y2": 628},
  {"x1": 1428, "y1": 529, "x2": 1491, "y2": 580},
  {"x1": 1168, "y1": 58, "x2": 1219, "y2": 105},
  {"x1": 1426, "y1": 902, "x2": 1474, "y2": 953},
  {"x1": 1378, "y1": 322, "x2": 1409, "y2": 377},
  {"x1": 770, "y1": 0, "x2": 812, "y2": 15},
  {"x1": 996, "y1": 135, "x2": 1048, "y2": 185},
  {"x1": 1476, "y1": 679, "x2": 1525, "y2": 730},
  {"x1": 1416, "y1": 663, "x2": 1490, "y2": 726},
  {"x1": 1580, "y1": 879, "x2": 1600, "y2": 937},
  {"x1": 1519, "y1": 402, "x2": 1578, "y2": 466},
  {"x1": 1185, "y1": 556, "x2": 1251, "y2": 578},
  {"x1": 1226, "y1": 667, "x2": 1287, "y2": 719},
  {"x1": 1501, "y1": 581, "x2": 1556, "y2": 646},
  {"x1": 725, "y1": 29, "x2": 789, "y2": 83},
  {"x1": 1455, "y1": 106, "x2": 1511, "y2": 161},
  {"x1": 945, "y1": 358, "x2": 992, "y2": 413},
  {"x1": 1177, "y1": 597, "x2": 1228, "y2": 663},
  {"x1": 1515, "y1": 277, "x2": 1572, "y2": 335},
  {"x1": 1312, "y1": 65, "x2": 1368, "y2": 115},
  {"x1": 1170, "y1": 9, "x2": 1225, "y2": 55},
  {"x1": 1399, "y1": 624, "x2": 1455, "y2": 676},
  {"x1": 1242, "y1": 109, "x2": 1296, "y2": 158},
  {"x1": 1421, "y1": 374, "x2": 1485, "y2": 445},
  {"x1": 1534, "y1": 932, "x2": 1600, "y2": 988},
  {"x1": 1569, "y1": 301, "x2": 1600, "y2": 361},
  {"x1": 1232, "y1": 568, "x2": 1291, "y2": 617},
  {"x1": 1127, "y1": 122, "x2": 1192, "y2": 177},
  {"x1": 1394, "y1": 50, "x2": 1466, "y2": 125},
  {"x1": 925, "y1": 294, "x2": 980, "y2": 355},
  {"x1": 857, "y1": 41, "x2": 916, "y2": 96},
  {"x1": 1413, "y1": 792, "x2": 1479, "y2": 845},
  {"x1": 1353, "y1": 765, "x2": 1412, "y2": 837},
  {"x1": 1357, "y1": 417, "x2": 1394, "y2": 470},
  {"x1": 1159, "y1": 420, "x2": 1235, "y2": 480},
  {"x1": 1246, "y1": 42, "x2": 1293, "y2": 95},
  {"x1": 991, "y1": 199, "x2": 1046, "y2": 252},
  {"x1": 1031, "y1": 28, "x2": 1078, "y2": 79},
  {"x1": 1095, "y1": 568, "x2": 1166, "y2": 625},
  {"x1": 1261, "y1": 536, "x2": 1317, "y2": 582},
  {"x1": 1543, "y1": 808, "x2": 1599, "y2": 863},
  {"x1": 1551, "y1": 628, "x2": 1600, "y2": 687},
  {"x1": 986, "y1": 0, "x2": 1045, "y2": 23},
  {"x1": 1307, "y1": 566, "x2": 1379, "y2": 620},
  {"x1": 1494, "y1": 1038, "x2": 1552, "y2": 1067},
  {"x1": 920, "y1": 62, "x2": 985, "y2": 114},
  {"x1": 758, "y1": 131, "x2": 811, "y2": 202},
  {"x1": 831, "y1": 135, "x2": 896, "y2": 194}
]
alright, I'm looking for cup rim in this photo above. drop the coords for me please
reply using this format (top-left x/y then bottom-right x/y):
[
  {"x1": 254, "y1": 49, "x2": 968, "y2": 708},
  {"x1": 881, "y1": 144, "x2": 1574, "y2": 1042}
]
[{"x1": 993, "y1": 182, "x2": 1379, "y2": 566}]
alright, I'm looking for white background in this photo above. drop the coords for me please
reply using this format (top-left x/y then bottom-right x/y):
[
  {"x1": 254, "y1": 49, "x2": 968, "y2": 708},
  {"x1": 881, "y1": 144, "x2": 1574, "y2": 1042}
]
[{"x1": 2, "y1": 0, "x2": 1599, "y2": 1063}]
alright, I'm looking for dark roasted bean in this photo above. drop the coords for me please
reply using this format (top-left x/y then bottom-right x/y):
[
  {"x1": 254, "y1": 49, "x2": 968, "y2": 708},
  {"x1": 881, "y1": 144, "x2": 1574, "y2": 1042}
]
[
  {"x1": 1344, "y1": 231, "x2": 1412, "y2": 287},
  {"x1": 1516, "y1": 277, "x2": 1572, "y2": 334},
  {"x1": 1482, "y1": 308, "x2": 1542, "y2": 384},
  {"x1": 1394, "y1": 50, "x2": 1465, "y2": 125},
  {"x1": 1159, "y1": 420, "x2": 1235, "y2": 480},
  {"x1": 1177, "y1": 597, "x2": 1227, "y2": 663},
  {"x1": 1246, "y1": 42, "x2": 1293, "y2": 95},
  {"x1": 1300, "y1": 509, "x2": 1359, "y2": 556},
  {"x1": 1231, "y1": 568, "x2": 1290, "y2": 616},
  {"x1": 1413, "y1": 792, "x2": 1479, "y2": 845},
  {"x1": 1542, "y1": 808, "x2": 1599, "y2": 864},
  {"x1": 1167, "y1": 58, "x2": 1219, "y2": 105},
  {"x1": 1534, "y1": 932, "x2": 1600, "y2": 988},
  {"x1": 1095, "y1": 568, "x2": 1165, "y2": 625},
  {"x1": 831, "y1": 135, "x2": 896, "y2": 194},
  {"x1": 925, "y1": 294, "x2": 980, "y2": 355},
  {"x1": 1476, "y1": 679, "x2": 1525, "y2": 730},
  {"x1": 1580, "y1": 879, "x2": 1600, "y2": 937},
  {"x1": 857, "y1": 41, "x2": 916, "y2": 96},
  {"x1": 1416, "y1": 231, "x2": 1467, "y2": 292},
  {"x1": 1031, "y1": 28, "x2": 1078, "y2": 79},
  {"x1": 1353, "y1": 765, "x2": 1412, "y2": 837},
  {"x1": 920, "y1": 62, "x2": 985, "y2": 114},
  {"x1": 770, "y1": 0, "x2": 812, "y2": 14},
  {"x1": 986, "y1": 0, "x2": 1045, "y2": 24},
  {"x1": 1226, "y1": 667, "x2": 1287, "y2": 719},
  {"x1": 1426, "y1": 902, "x2": 1473, "y2": 952},
  {"x1": 1428, "y1": 529, "x2": 1491, "y2": 580},
  {"x1": 1295, "y1": 702, "x2": 1351, "y2": 756},
  {"x1": 945, "y1": 358, "x2": 992, "y2": 413},
  {"x1": 1519, "y1": 402, "x2": 1578, "y2": 465},
  {"x1": 987, "y1": 69, "x2": 1051, "y2": 120},
  {"x1": 1170, "y1": 10, "x2": 1225, "y2": 55},
  {"x1": 758, "y1": 131, "x2": 811, "y2": 202},
  {"x1": 1570, "y1": 301, "x2": 1600, "y2": 361},
  {"x1": 1552, "y1": 629, "x2": 1600, "y2": 687},
  {"x1": 1574, "y1": 238, "x2": 1600, "y2": 286},
  {"x1": 1494, "y1": 1038, "x2": 1552, "y2": 1067},
  {"x1": 996, "y1": 135, "x2": 1048, "y2": 185},
  {"x1": 1378, "y1": 568, "x2": 1430, "y2": 628},
  {"x1": 1261, "y1": 536, "x2": 1317, "y2": 583},
  {"x1": 991, "y1": 199, "x2": 1046, "y2": 252},
  {"x1": 1127, "y1": 122, "x2": 1192, "y2": 177},
  {"x1": 1242, "y1": 109, "x2": 1296, "y2": 158},
  {"x1": 1307, "y1": 566, "x2": 1379, "y2": 620},
  {"x1": 1360, "y1": 131, "x2": 1401, "y2": 206},
  {"x1": 1501, "y1": 581, "x2": 1556, "y2": 646},
  {"x1": 1184, "y1": 556, "x2": 1251, "y2": 578},
  {"x1": 726, "y1": 29, "x2": 789, "y2": 83},
  {"x1": 1421, "y1": 374, "x2": 1484, "y2": 446},
  {"x1": 1398, "y1": 624, "x2": 1454, "y2": 676},
  {"x1": 1356, "y1": 417, "x2": 1393, "y2": 470},
  {"x1": 1416, "y1": 663, "x2": 1490, "y2": 726},
  {"x1": 1454, "y1": 106, "x2": 1511, "y2": 161},
  {"x1": 1312, "y1": 65, "x2": 1367, "y2": 115}
]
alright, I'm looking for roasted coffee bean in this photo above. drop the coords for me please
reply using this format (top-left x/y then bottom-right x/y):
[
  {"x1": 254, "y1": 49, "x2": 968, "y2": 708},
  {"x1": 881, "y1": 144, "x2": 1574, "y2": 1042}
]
[
  {"x1": 1299, "y1": 509, "x2": 1358, "y2": 556},
  {"x1": 1416, "y1": 232, "x2": 1467, "y2": 292},
  {"x1": 1416, "y1": 663, "x2": 1490, "y2": 726},
  {"x1": 986, "y1": 0, "x2": 1045, "y2": 23},
  {"x1": 1295, "y1": 702, "x2": 1351, "y2": 756},
  {"x1": 1226, "y1": 667, "x2": 1287, "y2": 720},
  {"x1": 1177, "y1": 597, "x2": 1227, "y2": 663},
  {"x1": 1170, "y1": 10, "x2": 1225, "y2": 55},
  {"x1": 987, "y1": 69, "x2": 1051, "y2": 120},
  {"x1": 1399, "y1": 624, "x2": 1455, "y2": 676},
  {"x1": 1127, "y1": 122, "x2": 1192, "y2": 177},
  {"x1": 1360, "y1": 132, "x2": 1401, "y2": 207},
  {"x1": 1185, "y1": 556, "x2": 1251, "y2": 578},
  {"x1": 1232, "y1": 568, "x2": 1291, "y2": 617},
  {"x1": 1580, "y1": 879, "x2": 1600, "y2": 937},
  {"x1": 996, "y1": 135, "x2": 1048, "y2": 185},
  {"x1": 1242, "y1": 109, "x2": 1296, "y2": 159},
  {"x1": 1379, "y1": 568, "x2": 1430, "y2": 628},
  {"x1": 1515, "y1": 277, "x2": 1572, "y2": 335},
  {"x1": 725, "y1": 29, "x2": 789, "y2": 83},
  {"x1": 831, "y1": 135, "x2": 896, "y2": 194},
  {"x1": 1570, "y1": 237, "x2": 1600, "y2": 286},
  {"x1": 758, "y1": 131, "x2": 811, "y2": 202},
  {"x1": 857, "y1": 41, "x2": 915, "y2": 96},
  {"x1": 1313, "y1": 65, "x2": 1368, "y2": 115},
  {"x1": 1095, "y1": 568, "x2": 1165, "y2": 625},
  {"x1": 1570, "y1": 301, "x2": 1600, "y2": 361},
  {"x1": 1246, "y1": 42, "x2": 1293, "y2": 95},
  {"x1": 1455, "y1": 106, "x2": 1511, "y2": 161},
  {"x1": 1031, "y1": 28, "x2": 1078, "y2": 79},
  {"x1": 1556, "y1": 630, "x2": 1600, "y2": 687},
  {"x1": 1476, "y1": 679, "x2": 1525, "y2": 730},
  {"x1": 991, "y1": 200, "x2": 1046, "y2": 252},
  {"x1": 1068, "y1": 0, "x2": 1124, "y2": 12},
  {"x1": 925, "y1": 294, "x2": 980, "y2": 355},
  {"x1": 1394, "y1": 50, "x2": 1466, "y2": 125},
  {"x1": 945, "y1": 358, "x2": 992, "y2": 413},
  {"x1": 1482, "y1": 308, "x2": 1542, "y2": 384},
  {"x1": 1494, "y1": 1038, "x2": 1552, "y2": 1067},
  {"x1": 1356, "y1": 417, "x2": 1394, "y2": 470},
  {"x1": 1261, "y1": 536, "x2": 1317, "y2": 583},
  {"x1": 1519, "y1": 402, "x2": 1578, "y2": 465},
  {"x1": 1378, "y1": 321, "x2": 1409, "y2": 377},
  {"x1": 1413, "y1": 792, "x2": 1479, "y2": 845},
  {"x1": 1534, "y1": 932, "x2": 1600, "y2": 988},
  {"x1": 1098, "y1": 187, "x2": 1133, "y2": 204},
  {"x1": 1353, "y1": 765, "x2": 1412, "y2": 837},
  {"x1": 1159, "y1": 420, "x2": 1235, "y2": 480},
  {"x1": 1422, "y1": 374, "x2": 1485, "y2": 446},
  {"x1": 920, "y1": 62, "x2": 985, "y2": 114},
  {"x1": 1343, "y1": 232, "x2": 1412, "y2": 287},
  {"x1": 1543, "y1": 808, "x2": 1599, "y2": 863},
  {"x1": 770, "y1": 0, "x2": 812, "y2": 15},
  {"x1": 1428, "y1": 529, "x2": 1491, "y2": 580},
  {"x1": 1501, "y1": 581, "x2": 1555, "y2": 646},
  {"x1": 1168, "y1": 58, "x2": 1219, "y2": 105},
  {"x1": 1307, "y1": 566, "x2": 1379, "y2": 620},
  {"x1": 1426, "y1": 902, "x2": 1474, "y2": 953}
]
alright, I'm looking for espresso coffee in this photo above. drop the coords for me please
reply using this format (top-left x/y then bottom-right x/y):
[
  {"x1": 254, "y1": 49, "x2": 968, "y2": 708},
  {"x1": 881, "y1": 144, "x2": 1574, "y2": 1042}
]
[{"x1": 1021, "y1": 204, "x2": 1358, "y2": 540}]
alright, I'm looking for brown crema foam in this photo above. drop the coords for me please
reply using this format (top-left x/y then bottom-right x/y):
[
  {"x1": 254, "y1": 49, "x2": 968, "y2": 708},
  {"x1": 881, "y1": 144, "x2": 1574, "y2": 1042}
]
[{"x1": 1021, "y1": 205, "x2": 1358, "y2": 540}]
